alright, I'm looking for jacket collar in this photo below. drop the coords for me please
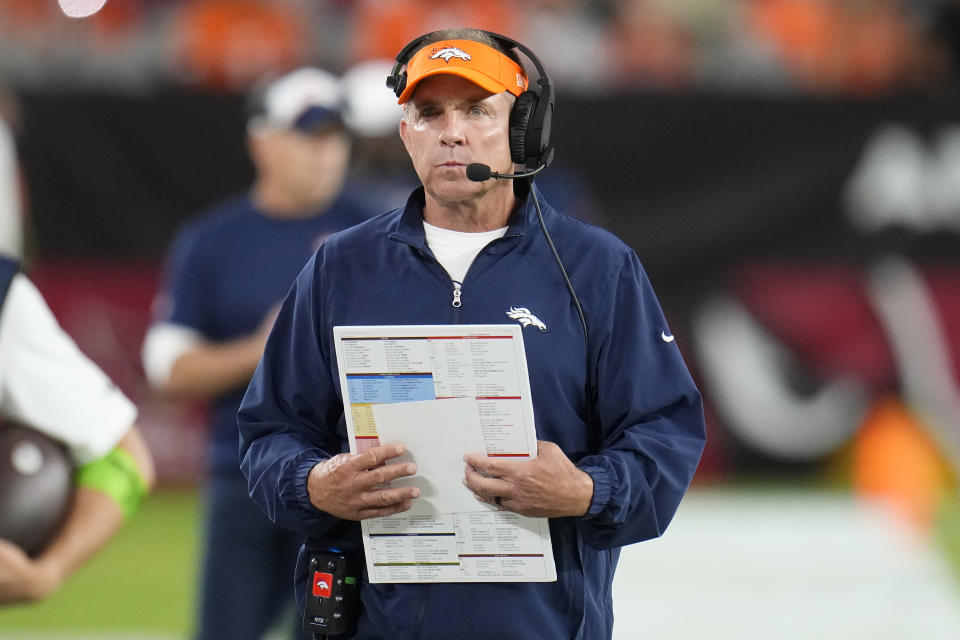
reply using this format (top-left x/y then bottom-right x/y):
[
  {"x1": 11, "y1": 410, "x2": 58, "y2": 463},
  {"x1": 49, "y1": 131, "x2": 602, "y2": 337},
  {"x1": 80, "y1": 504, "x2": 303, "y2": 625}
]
[{"x1": 388, "y1": 182, "x2": 546, "y2": 249}]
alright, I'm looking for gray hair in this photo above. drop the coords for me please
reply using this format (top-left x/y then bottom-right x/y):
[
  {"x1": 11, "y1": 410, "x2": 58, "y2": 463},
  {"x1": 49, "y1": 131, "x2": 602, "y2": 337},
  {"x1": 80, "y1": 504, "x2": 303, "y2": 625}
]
[{"x1": 412, "y1": 28, "x2": 521, "y2": 66}]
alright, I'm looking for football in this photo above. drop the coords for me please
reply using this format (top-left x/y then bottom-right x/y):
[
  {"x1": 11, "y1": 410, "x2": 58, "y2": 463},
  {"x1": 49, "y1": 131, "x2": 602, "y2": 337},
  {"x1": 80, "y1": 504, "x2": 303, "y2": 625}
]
[{"x1": 0, "y1": 422, "x2": 74, "y2": 556}]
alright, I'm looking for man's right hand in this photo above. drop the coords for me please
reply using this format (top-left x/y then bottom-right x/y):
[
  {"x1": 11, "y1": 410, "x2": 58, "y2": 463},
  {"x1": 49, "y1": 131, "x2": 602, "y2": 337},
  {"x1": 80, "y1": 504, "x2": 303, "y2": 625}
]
[
  {"x1": 0, "y1": 538, "x2": 60, "y2": 605},
  {"x1": 306, "y1": 444, "x2": 419, "y2": 520}
]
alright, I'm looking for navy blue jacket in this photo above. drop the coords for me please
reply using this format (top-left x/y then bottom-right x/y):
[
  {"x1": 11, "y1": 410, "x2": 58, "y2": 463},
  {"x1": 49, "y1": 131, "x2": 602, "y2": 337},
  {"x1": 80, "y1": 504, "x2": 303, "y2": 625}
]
[{"x1": 238, "y1": 186, "x2": 706, "y2": 639}]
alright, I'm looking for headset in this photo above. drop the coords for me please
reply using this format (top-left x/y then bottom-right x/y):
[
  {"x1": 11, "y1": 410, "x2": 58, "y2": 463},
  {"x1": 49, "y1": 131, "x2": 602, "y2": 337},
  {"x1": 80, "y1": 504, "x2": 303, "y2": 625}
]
[{"x1": 386, "y1": 30, "x2": 555, "y2": 171}]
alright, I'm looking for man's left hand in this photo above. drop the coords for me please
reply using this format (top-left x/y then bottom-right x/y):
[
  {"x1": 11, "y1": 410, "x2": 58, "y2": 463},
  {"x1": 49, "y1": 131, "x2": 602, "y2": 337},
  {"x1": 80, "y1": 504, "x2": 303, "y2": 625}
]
[{"x1": 463, "y1": 440, "x2": 594, "y2": 517}]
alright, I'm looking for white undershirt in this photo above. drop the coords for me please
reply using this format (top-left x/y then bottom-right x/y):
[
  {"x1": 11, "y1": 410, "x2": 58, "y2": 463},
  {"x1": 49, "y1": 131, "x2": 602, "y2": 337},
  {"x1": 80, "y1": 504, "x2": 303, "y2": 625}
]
[
  {"x1": 0, "y1": 274, "x2": 137, "y2": 464},
  {"x1": 423, "y1": 221, "x2": 508, "y2": 283}
]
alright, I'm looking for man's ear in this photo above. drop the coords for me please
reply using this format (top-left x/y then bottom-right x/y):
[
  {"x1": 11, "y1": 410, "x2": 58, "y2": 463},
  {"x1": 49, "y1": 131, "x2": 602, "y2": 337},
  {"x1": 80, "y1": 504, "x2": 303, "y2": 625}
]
[{"x1": 398, "y1": 116, "x2": 411, "y2": 157}]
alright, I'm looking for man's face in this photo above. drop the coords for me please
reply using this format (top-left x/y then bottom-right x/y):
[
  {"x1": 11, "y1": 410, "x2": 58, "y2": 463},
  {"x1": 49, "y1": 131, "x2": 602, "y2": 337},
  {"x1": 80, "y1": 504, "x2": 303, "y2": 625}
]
[
  {"x1": 399, "y1": 74, "x2": 514, "y2": 205},
  {"x1": 252, "y1": 123, "x2": 350, "y2": 210}
]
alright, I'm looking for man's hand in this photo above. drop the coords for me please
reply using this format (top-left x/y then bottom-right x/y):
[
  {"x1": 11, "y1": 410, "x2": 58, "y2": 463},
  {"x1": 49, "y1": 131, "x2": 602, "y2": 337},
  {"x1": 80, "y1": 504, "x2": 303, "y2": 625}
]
[
  {"x1": 0, "y1": 539, "x2": 60, "y2": 605},
  {"x1": 463, "y1": 440, "x2": 594, "y2": 518},
  {"x1": 307, "y1": 444, "x2": 420, "y2": 520}
]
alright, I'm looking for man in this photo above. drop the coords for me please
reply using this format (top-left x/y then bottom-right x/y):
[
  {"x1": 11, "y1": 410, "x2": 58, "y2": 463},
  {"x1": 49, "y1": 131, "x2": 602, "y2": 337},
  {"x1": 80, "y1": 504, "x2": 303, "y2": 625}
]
[
  {"x1": 142, "y1": 68, "x2": 370, "y2": 640},
  {"x1": 238, "y1": 29, "x2": 706, "y2": 639},
  {"x1": 0, "y1": 256, "x2": 155, "y2": 604},
  {"x1": 0, "y1": 107, "x2": 22, "y2": 258}
]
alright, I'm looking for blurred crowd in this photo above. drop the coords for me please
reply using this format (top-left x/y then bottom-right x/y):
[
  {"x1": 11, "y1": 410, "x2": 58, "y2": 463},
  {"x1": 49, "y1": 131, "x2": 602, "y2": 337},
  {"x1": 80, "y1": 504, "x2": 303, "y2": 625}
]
[{"x1": 4, "y1": 0, "x2": 960, "y2": 97}]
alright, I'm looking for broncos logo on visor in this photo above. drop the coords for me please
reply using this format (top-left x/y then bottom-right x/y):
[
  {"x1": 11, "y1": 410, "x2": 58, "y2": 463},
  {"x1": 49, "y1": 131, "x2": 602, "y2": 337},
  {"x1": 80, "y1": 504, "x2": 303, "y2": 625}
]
[
  {"x1": 507, "y1": 306, "x2": 547, "y2": 332},
  {"x1": 430, "y1": 47, "x2": 472, "y2": 63}
]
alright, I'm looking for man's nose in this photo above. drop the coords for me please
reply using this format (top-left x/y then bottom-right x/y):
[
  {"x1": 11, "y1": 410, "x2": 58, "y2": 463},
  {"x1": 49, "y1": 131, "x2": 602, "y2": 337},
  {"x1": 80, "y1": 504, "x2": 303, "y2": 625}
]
[{"x1": 438, "y1": 112, "x2": 466, "y2": 146}]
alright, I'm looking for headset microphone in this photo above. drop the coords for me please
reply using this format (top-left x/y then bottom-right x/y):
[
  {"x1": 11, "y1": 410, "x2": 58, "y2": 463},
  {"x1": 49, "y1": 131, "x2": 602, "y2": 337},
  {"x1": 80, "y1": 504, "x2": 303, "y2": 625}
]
[
  {"x1": 465, "y1": 163, "x2": 547, "y2": 182},
  {"x1": 467, "y1": 162, "x2": 547, "y2": 182}
]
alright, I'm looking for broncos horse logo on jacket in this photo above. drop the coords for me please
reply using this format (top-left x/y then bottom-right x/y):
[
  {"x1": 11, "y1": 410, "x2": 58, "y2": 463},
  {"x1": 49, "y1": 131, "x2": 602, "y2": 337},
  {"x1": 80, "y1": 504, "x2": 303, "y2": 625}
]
[{"x1": 506, "y1": 306, "x2": 547, "y2": 332}]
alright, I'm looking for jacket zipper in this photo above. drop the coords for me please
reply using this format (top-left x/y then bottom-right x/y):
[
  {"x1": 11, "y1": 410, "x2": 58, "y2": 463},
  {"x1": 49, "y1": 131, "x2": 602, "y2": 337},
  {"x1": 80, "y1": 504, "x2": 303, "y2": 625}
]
[
  {"x1": 451, "y1": 281, "x2": 462, "y2": 308},
  {"x1": 447, "y1": 233, "x2": 517, "y2": 309}
]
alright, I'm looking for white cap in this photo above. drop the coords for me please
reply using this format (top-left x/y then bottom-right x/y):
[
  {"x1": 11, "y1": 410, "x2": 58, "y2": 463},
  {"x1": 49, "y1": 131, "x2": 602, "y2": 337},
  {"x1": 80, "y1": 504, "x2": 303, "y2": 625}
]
[
  {"x1": 341, "y1": 59, "x2": 403, "y2": 138},
  {"x1": 249, "y1": 67, "x2": 344, "y2": 133}
]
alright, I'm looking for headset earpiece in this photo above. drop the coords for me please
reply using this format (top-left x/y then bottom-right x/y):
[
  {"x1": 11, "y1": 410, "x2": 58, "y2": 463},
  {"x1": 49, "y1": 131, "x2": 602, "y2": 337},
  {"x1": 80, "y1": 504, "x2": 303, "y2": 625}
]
[
  {"x1": 386, "y1": 34, "x2": 426, "y2": 98},
  {"x1": 489, "y1": 34, "x2": 553, "y2": 169},
  {"x1": 522, "y1": 78, "x2": 553, "y2": 167},
  {"x1": 389, "y1": 73, "x2": 406, "y2": 99},
  {"x1": 509, "y1": 91, "x2": 537, "y2": 164}
]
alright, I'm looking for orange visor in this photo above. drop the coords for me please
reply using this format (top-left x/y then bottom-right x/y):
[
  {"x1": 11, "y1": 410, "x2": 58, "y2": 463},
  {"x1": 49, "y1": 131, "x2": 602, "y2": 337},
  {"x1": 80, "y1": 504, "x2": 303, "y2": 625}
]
[{"x1": 396, "y1": 39, "x2": 528, "y2": 104}]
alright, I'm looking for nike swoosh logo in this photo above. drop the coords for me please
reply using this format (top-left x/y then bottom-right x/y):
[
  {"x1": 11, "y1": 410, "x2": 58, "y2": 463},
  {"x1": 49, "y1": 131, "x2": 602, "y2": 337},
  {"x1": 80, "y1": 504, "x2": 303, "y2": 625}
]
[{"x1": 661, "y1": 331, "x2": 675, "y2": 343}]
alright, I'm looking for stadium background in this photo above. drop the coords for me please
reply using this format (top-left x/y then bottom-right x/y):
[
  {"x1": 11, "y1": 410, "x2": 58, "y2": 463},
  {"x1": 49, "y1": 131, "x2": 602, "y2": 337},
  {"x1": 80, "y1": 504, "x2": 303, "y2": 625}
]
[{"x1": 3, "y1": 1, "x2": 960, "y2": 637}]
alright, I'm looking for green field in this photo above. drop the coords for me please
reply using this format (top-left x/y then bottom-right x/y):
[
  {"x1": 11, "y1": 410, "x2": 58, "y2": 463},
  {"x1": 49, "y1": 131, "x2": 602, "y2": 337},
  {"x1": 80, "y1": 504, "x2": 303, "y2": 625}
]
[
  {"x1": 0, "y1": 488, "x2": 201, "y2": 635},
  {"x1": 2, "y1": 486, "x2": 959, "y2": 637},
  {"x1": 939, "y1": 494, "x2": 960, "y2": 581}
]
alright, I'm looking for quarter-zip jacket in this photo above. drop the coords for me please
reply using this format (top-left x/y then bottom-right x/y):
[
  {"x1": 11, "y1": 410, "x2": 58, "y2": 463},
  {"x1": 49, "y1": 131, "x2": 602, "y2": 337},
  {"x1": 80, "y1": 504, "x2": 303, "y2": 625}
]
[{"x1": 238, "y1": 185, "x2": 706, "y2": 640}]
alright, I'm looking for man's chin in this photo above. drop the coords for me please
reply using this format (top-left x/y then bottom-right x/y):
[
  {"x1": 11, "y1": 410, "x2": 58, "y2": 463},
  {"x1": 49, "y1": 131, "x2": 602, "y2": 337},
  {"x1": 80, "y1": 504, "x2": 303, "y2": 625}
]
[{"x1": 426, "y1": 181, "x2": 485, "y2": 204}]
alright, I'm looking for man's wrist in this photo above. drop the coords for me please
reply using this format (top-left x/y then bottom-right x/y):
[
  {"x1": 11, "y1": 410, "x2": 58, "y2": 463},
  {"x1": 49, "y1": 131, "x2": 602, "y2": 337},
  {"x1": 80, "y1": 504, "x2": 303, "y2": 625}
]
[
  {"x1": 577, "y1": 464, "x2": 612, "y2": 518},
  {"x1": 574, "y1": 469, "x2": 595, "y2": 517},
  {"x1": 28, "y1": 555, "x2": 64, "y2": 601},
  {"x1": 301, "y1": 458, "x2": 328, "y2": 512}
]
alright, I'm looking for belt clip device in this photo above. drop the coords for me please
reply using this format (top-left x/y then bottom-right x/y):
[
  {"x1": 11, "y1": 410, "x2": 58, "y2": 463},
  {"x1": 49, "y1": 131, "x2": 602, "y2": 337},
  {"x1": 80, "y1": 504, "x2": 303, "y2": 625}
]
[{"x1": 303, "y1": 550, "x2": 360, "y2": 639}]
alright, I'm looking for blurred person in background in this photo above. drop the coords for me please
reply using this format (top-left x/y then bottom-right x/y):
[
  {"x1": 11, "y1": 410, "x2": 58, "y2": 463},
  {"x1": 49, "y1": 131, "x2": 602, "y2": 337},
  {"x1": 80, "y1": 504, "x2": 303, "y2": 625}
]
[
  {"x1": 141, "y1": 68, "x2": 371, "y2": 640},
  {"x1": 744, "y1": 0, "x2": 915, "y2": 96},
  {"x1": 170, "y1": 0, "x2": 311, "y2": 91},
  {"x1": 0, "y1": 255, "x2": 155, "y2": 604},
  {"x1": 607, "y1": 0, "x2": 696, "y2": 89},
  {"x1": 0, "y1": 94, "x2": 23, "y2": 259},
  {"x1": 1, "y1": 95, "x2": 154, "y2": 605},
  {"x1": 340, "y1": 58, "x2": 418, "y2": 215},
  {"x1": 238, "y1": 27, "x2": 705, "y2": 639}
]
